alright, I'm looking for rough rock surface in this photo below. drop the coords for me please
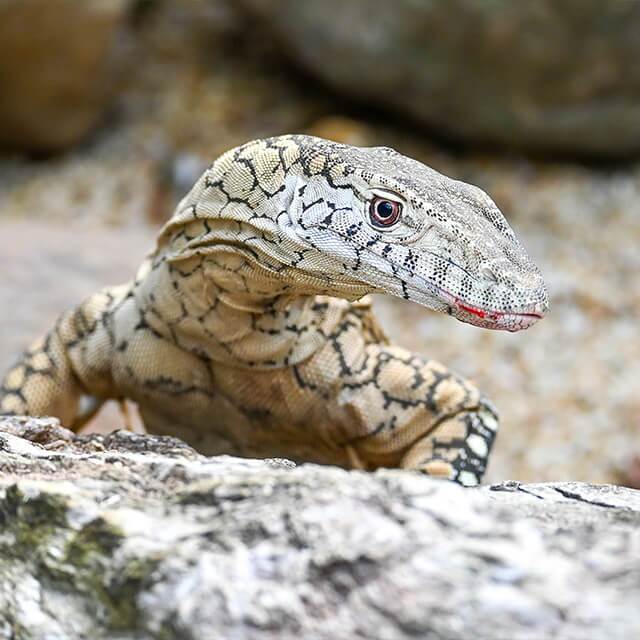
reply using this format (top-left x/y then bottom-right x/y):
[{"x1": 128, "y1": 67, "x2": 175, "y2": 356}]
[
  {"x1": 0, "y1": 417, "x2": 639, "y2": 639},
  {"x1": 240, "y1": 0, "x2": 640, "y2": 157},
  {"x1": 0, "y1": 0, "x2": 131, "y2": 153}
]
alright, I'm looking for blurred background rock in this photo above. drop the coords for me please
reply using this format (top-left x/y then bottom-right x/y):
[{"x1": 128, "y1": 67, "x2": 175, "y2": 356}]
[
  {"x1": 241, "y1": 0, "x2": 640, "y2": 158},
  {"x1": 0, "y1": 0, "x2": 131, "y2": 152},
  {"x1": 1, "y1": 0, "x2": 639, "y2": 486}
]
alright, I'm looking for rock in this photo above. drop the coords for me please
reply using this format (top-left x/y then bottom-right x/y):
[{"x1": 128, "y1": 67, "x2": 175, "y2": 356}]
[
  {"x1": 0, "y1": 0, "x2": 131, "y2": 153},
  {"x1": 1, "y1": 417, "x2": 639, "y2": 639},
  {"x1": 239, "y1": 0, "x2": 640, "y2": 157}
]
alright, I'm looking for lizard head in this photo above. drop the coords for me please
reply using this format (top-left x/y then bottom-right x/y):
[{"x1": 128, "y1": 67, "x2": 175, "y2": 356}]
[
  {"x1": 167, "y1": 135, "x2": 547, "y2": 332},
  {"x1": 284, "y1": 136, "x2": 549, "y2": 332}
]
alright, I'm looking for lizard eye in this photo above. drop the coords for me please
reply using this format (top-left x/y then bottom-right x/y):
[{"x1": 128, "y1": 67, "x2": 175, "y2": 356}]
[{"x1": 369, "y1": 197, "x2": 402, "y2": 228}]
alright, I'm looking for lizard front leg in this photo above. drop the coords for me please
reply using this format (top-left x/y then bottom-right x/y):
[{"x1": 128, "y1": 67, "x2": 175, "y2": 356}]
[
  {"x1": 0, "y1": 287, "x2": 124, "y2": 429},
  {"x1": 338, "y1": 344, "x2": 498, "y2": 487}
]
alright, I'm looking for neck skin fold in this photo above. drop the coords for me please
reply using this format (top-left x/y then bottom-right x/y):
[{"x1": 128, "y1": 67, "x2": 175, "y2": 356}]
[
  {"x1": 134, "y1": 250, "x2": 355, "y2": 369},
  {"x1": 140, "y1": 181, "x2": 371, "y2": 368}
]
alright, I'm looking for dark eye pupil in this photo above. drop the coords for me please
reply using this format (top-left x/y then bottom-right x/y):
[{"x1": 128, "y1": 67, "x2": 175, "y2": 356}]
[
  {"x1": 376, "y1": 200, "x2": 394, "y2": 218},
  {"x1": 369, "y1": 196, "x2": 402, "y2": 228}
]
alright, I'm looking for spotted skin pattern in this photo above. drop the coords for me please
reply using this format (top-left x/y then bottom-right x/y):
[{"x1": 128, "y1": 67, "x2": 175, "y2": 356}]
[{"x1": 0, "y1": 136, "x2": 548, "y2": 486}]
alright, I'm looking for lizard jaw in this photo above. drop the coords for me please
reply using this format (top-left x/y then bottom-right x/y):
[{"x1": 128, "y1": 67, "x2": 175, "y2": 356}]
[
  {"x1": 395, "y1": 273, "x2": 547, "y2": 333},
  {"x1": 398, "y1": 278, "x2": 546, "y2": 332},
  {"x1": 453, "y1": 300, "x2": 545, "y2": 332}
]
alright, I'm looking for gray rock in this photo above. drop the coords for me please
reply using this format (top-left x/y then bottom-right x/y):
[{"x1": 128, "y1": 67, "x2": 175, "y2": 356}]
[
  {"x1": 0, "y1": 416, "x2": 639, "y2": 639},
  {"x1": 240, "y1": 0, "x2": 640, "y2": 157},
  {"x1": 0, "y1": 0, "x2": 131, "y2": 153}
]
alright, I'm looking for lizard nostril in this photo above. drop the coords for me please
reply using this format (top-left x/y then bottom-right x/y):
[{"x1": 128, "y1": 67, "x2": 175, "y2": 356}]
[{"x1": 479, "y1": 265, "x2": 499, "y2": 284}]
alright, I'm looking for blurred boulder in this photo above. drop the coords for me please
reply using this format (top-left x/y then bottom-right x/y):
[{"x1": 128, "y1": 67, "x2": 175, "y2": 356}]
[
  {"x1": 240, "y1": 0, "x2": 640, "y2": 157},
  {"x1": 0, "y1": 0, "x2": 131, "y2": 153}
]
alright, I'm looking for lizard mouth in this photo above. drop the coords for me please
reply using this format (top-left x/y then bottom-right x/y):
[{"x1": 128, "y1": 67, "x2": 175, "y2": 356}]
[
  {"x1": 452, "y1": 300, "x2": 544, "y2": 332},
  {"x1": 399, "y1": 258, "x2": 547, "y2": 332},
  {"x1": 401, "y1": 276, "x2": 546, "y2": 332},
  {"x1": 354, "y1": 242, "x2": 547, "y2": 332}
]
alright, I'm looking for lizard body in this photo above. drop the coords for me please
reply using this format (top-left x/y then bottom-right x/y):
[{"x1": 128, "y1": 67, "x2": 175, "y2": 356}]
[{"x1": 0, "y1": 136, "x2": 548, "y2": 485}]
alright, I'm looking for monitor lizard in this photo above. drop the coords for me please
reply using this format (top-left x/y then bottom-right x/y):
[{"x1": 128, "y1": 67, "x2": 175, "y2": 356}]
[{"x1": 0, "y1": 135, "x2": 548, "y2": 486}]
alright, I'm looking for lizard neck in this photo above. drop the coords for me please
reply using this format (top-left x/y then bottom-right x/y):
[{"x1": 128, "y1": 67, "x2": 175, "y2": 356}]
[
  {"x1": 134, "y1": 253, "x2": 351, "y2": 369},
  {"x1": 136, "y1": 165, "x2": 372, "y2": 367}
]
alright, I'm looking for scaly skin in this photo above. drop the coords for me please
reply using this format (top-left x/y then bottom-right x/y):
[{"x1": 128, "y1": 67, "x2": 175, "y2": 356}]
[{"x1": 0, "y1": 136, "x2": 548, "y2": 486}]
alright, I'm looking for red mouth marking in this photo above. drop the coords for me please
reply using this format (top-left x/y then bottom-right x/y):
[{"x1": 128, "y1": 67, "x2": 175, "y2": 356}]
[
  {"x1": 457, "y1": 302, "x2": 488, "y2": 320},
  {"x1": 456, "y1": 300, "x2": 543, "y2": 323}
]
